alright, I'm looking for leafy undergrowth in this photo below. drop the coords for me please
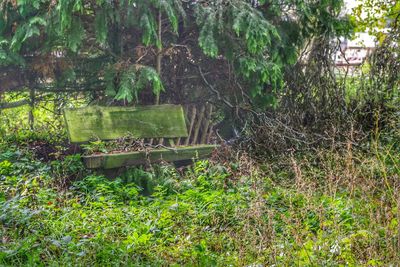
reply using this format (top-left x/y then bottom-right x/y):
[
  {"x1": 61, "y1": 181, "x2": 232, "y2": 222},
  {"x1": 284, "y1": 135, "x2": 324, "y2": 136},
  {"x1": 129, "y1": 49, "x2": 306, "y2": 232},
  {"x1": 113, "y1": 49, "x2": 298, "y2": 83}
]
[{"x1": 0, "y1": 140, "x2": 400, "y2": 266}]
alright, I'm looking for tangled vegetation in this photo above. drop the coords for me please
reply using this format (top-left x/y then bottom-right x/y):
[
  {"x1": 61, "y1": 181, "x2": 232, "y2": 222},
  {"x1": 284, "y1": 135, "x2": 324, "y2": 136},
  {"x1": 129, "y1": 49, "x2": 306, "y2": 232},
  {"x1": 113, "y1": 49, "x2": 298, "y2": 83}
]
[
  {"x1": 1, "y1": 0, "x2": 400, "y2": 266},
  {"x1": 1, "y1": 131, "x2": 400, "y2": 266}
]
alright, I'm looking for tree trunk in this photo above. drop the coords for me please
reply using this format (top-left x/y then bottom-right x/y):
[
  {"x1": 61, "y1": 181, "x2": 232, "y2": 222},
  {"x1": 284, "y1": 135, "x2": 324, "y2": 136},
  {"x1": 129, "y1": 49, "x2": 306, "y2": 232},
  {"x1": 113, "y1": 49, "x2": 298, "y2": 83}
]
[{"x1": 155, "y1": 10, "x2": 162, "y2": 105}]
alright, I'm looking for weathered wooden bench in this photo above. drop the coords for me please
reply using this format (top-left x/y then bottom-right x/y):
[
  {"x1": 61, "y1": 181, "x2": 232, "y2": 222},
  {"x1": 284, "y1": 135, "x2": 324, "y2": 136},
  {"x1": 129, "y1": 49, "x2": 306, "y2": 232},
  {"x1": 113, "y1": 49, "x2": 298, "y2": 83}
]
[{"x1": 63, "y1": 104, "x2": 218, "y2": 169}]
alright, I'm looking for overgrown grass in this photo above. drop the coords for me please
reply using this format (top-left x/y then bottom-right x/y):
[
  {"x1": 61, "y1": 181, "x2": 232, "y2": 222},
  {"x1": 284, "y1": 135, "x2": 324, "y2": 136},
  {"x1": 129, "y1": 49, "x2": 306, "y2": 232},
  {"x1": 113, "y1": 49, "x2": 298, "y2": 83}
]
[{"x1": 1, "y1": 135, "x2": 399, "y2": 266}]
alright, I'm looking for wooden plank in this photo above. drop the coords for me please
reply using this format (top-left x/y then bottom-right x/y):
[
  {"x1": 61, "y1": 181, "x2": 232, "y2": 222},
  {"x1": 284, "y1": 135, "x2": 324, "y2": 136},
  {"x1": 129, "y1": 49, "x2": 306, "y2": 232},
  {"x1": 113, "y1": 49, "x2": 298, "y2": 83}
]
[
  {"x1": 192, "y1": 105, "x2": 206, "y2": 145},
  {"x1": 0, "y1": 99, "x2": 30, "y2": 110},
  {"x1": 200, "y1": 104, "x2": 213, "y2": 144},
  {"x1": 185, "y1": 105, "x2": 196, "y2": 145},
  {"x1": 175, "y1": 105, "x2": 189, "y2": 146},
  {"x1": 82, "y1": 145, "x2": 218, "y2": 169},
  {"x1": 63, "y1": 105, "x2": 188, "y2": 143}
]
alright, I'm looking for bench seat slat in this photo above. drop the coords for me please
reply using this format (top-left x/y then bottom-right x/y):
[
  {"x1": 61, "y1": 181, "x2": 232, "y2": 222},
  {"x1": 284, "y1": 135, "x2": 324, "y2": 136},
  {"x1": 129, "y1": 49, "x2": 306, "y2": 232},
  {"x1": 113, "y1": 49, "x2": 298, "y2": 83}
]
[
  {"x1": 82, "y1": 145, "x2": 218, "y2": 169},
  {"x1": 64, "y1": 105, "x2": 188, "y2": 143}
]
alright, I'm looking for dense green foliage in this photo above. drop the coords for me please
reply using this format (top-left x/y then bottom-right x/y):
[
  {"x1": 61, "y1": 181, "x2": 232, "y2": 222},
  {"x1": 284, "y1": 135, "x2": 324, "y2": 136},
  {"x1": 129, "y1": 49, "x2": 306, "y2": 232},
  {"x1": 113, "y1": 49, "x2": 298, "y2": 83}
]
[
  {"x1": 1, "y1": 133, "x2": 400, "y2": 265},
  {"x1": 1, "y1": 0, "x2": 399, "y2": 266},
  {"x1": 352, "y1": 0, "x2": 399, "y2": 39},
  {"x1": 0, "y1": 0, "x2": 353, "y2": 106},
  {"x1": 0, "y1": 101, "x2": 400, "y2": 265}
]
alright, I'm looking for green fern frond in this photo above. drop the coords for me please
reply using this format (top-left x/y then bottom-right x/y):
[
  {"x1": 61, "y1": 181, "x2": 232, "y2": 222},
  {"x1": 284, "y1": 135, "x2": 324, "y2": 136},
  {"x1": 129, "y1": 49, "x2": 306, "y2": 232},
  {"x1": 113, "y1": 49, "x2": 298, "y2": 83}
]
[
  {"x1": 104, "y1": 67, "x2": 117, "y2": 97},
  {"x1": 112, "y1": 66, "x2": 164, "y2": 103},
  {"x1": 10, "y1": 16, "x2": 47, "y2": 52},
  {"x1": 115, "y1": 68, "x2": 136, "y2": 103},
  {"x1": 140, "y1": 12, "x2": 158, "y2": 46},
  {"x1": 95, "y1": 9, "x2": 108, "y2": 44},
  {"x1": 172, "y1": 0, "x2": 186, "y2": 21},
  {"x1": 137, "y1": 67, "x2": 165, "y2": 96},
  {"x1": 67, "y1": 16, "x2": 85, "y2": 52},
  {"x1": 160, "y1": 0, "x2": 178, "y2": 33},
  {"x1": 197, "y1": 10, "x2": 218, "y2": 58},
  {"x1": 59, "y1": 0, "x2": 74, "y2": 31}
]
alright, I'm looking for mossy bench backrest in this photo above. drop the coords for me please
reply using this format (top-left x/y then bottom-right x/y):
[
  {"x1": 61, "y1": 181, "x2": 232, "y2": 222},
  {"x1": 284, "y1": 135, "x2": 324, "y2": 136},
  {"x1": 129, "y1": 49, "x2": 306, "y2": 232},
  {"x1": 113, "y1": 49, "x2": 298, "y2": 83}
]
[
  {"x1": 63, "y1": 105, "x2": 188, "y2": 143},
  {"x1": 63, "y1": 104, "x2": 218, "y2": 169}
]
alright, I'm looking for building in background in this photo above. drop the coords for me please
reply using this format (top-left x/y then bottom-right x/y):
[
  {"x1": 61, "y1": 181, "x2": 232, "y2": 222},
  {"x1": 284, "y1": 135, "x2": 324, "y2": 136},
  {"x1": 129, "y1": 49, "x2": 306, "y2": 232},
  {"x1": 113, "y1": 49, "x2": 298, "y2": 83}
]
[
  {"x1": 335, "y1": 33, "x2": 376, "y2": 67},
  {"x1": 335, "y1": 0, "x2": 389, "y2": 69}
]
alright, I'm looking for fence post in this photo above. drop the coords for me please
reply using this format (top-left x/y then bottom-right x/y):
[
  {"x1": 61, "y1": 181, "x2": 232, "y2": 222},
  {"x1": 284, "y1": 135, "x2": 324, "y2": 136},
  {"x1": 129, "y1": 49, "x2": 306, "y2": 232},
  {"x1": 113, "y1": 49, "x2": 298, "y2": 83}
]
[{"x1": 28, "y1": 88, "x2": 35, "y2": 130}]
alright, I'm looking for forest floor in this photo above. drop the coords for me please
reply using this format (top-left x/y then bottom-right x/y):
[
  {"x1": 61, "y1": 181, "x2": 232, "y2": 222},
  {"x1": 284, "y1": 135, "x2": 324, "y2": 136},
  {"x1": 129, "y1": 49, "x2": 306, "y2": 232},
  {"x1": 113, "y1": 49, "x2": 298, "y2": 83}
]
[
  {"x1": 1, "y1": 130, "x2": 399, "y2": 266},
  {"x1": 1, "y1": 97, "x2": 399, "y2": 266}
]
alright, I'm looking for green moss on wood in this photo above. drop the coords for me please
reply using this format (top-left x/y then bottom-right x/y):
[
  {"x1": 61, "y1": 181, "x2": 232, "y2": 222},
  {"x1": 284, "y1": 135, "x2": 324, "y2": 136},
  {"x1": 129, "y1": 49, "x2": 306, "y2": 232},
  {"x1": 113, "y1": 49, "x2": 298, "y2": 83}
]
[
  {"x1": 82, "y1": 145, "x2": 218, "y2": 169},
  {"x1": 63, "y1": 105, "x2": 188, "y2": 143}
]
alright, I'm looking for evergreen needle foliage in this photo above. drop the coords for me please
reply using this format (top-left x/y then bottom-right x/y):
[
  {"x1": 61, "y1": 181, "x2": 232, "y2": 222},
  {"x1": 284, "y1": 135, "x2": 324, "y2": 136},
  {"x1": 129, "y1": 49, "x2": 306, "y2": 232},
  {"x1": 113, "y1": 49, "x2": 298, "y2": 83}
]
[{"x1": 0, "y1": 0, "x2": 354, "y2": 106}]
